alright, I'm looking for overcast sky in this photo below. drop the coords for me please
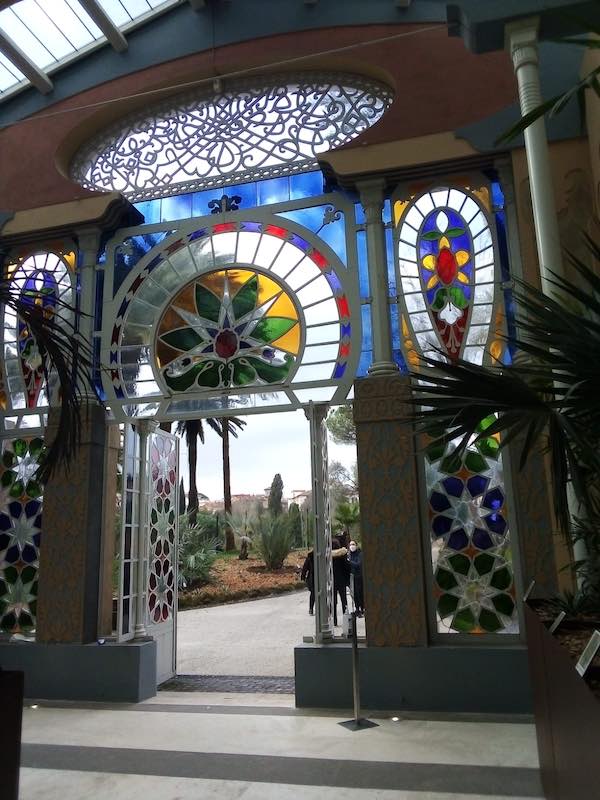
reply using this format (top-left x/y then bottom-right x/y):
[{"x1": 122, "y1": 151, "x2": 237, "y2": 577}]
[{"x1": 178, "y1": 409, "x2": 356, "y2": 501}]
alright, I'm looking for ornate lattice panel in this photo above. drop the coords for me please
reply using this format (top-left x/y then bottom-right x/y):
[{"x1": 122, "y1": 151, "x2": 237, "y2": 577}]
[
  {"x1": 72, "y1": 72, "x2": 393, "y2": 201},
  {"x1": 0, "y1": 437, "x2": 44, "y2": 632},
  {"x1": 103, "y1": 213, "x2": 360, "y2": 418},
  {"x1": 320, "y1": 412, "x2": 334, "y2": 628},
  {"x1": 147, "y1": 431, "x2": 178, "y2": 623},
  {"x1": 1, "y1": 248, "x2": 76, "y2": 433},
  {"x1": 394, "y1": 182, "x2": 519, "y2": 636}
]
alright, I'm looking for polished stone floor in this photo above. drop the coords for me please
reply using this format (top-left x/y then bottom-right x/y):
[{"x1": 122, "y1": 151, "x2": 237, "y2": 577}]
[{"x1": 20, "y1": 691, "x2": 543, "y2": 800}]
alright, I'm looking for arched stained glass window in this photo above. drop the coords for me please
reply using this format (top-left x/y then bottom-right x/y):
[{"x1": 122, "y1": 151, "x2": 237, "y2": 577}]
[
  {"x1": 71, "y1": 72, "x2": 393, "y2": 201},
  {"x1": 103, "y1": 215, "x2": 359, "y2": 418},
  {"x1": 394, "y1": 182, "x2": 519, "y2": 636},
  {"x1": 1, "y1": 250, "x2": 76, "y2": 432},
  {"x1": 395, "y1": 186, "x2": 495, "y2": 365}
]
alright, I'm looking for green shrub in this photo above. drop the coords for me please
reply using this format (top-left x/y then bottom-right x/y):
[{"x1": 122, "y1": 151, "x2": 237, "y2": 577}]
[
  {"x1": 178, "y1": 514, "x2": 219, "y2": 588},
  {"x1": 254, "y1": 513, "x2": 293, "y2": 570}
]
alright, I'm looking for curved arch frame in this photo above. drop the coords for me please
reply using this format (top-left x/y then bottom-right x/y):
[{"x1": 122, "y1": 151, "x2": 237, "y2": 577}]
[{"x1": 101, "y1": 205, "x2": 360, "y2": 421}]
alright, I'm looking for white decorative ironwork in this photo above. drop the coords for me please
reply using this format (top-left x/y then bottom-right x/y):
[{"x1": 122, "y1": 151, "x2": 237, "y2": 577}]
[
  {"x1": 71, "y1": 72, "x2": 393, "y2": 201},
  {"x1": 102, "y1": 207, "x2": 359, "y2": 420}
]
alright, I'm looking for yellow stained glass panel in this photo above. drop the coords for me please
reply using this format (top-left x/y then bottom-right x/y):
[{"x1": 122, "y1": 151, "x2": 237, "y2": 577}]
[{"x1": 271, "y1": 322, "x2": 300, "y2": 355}]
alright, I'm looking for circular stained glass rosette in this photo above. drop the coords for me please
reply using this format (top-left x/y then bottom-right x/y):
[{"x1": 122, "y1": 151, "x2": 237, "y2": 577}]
[{"x1": 156, "y1": 269, "x2": 301, "y2": 392}]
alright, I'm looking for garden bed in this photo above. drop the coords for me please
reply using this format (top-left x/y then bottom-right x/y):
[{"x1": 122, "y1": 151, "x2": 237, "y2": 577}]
[{"x1": 178, "y1": 549, "x2": 308, "y2": 609}]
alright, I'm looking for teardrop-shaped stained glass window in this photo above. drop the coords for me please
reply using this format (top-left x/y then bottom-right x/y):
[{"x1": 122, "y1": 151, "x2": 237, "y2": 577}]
[
  {"x1": 71, "y1": 72, "x2": 393, "y2": 201},
  {"x1": 395, "y1": 186, "x2": 495, "y2": 365},
  {"x1": 2, "y1": 250, "x2": 75, "y2": 413},
  {"x1": 394, "y1": 184, "x2": 519, "y2": 637}
]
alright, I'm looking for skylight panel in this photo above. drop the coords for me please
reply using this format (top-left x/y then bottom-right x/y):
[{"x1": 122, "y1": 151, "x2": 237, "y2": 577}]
[
  {"x1": 96, "y1": 0, "x2": 131, "y2": 27},
  {"x1": 0, "y1": 4, "x2": 55, "y2": 69},
  {"x1": 0, "y1": 50, "x2": 25, "y2": 92}
]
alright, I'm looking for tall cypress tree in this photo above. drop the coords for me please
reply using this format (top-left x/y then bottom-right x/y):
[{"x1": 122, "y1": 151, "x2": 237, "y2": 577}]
[{"x1": 268, "y1": 473, "x2": 284, "y2": 516}]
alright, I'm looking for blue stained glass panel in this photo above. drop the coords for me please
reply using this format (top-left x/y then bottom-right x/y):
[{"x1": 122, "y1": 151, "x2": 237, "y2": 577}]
[
  {"x1": 290, "y1": 171, "x2": 324, "y2": 199},
  {"x1": 356, "y1": 304, "x2": 373, "y2": 377},
  {"x1": 258, "y1": 177, "x2": 290, "y2": 206},
  {"x1": 113, "y1": 231, "x2": 173, "y2": 295},
  {"x1": 393, "y1": 348, "x2": 408, "y2": 374},
  {"x1": 135, "y1": 200, "x2": 161, "y2": 225},
  {"x1": 355, "y1": 202, "x2": 366, "y2": 225},
  {"x1": 356, "y1": 348, "x2": 372, "y2": 377},
  {"x1": 383, "y1": 199, "x2": 392, "y2": 225},
  {"x1": 357, "y1": 230, "x2": 369, "y2": 298},
  {"x1": 385, "y1": 227, "x2": 396, "y2": 295},
  {"x1": 94, "y1": 270, "x2": 105, "y2": 334},
  {"x1": 390, "y1": 304, "x2": 401, "y2": 349},
  {"x1": 161, "y1": 193, "x2": 193, "y2": 222},
  {"x1": 491, "y1": 180, "x2": 505, "y2": 211}
]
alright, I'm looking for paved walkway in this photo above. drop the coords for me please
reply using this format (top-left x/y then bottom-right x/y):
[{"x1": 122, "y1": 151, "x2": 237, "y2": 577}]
[
  {"x1": 176, "y1": 590, "x2": 366, "y2": 677},
  {"x1": 20, "y1": 692, "x2": 543, "y2": 799}
]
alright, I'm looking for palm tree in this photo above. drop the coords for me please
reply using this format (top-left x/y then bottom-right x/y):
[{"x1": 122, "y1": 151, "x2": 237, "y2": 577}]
[
  {"x1": 0, "y1": 281, "x2": 92, "y2": 482},
  {"x1": 175, "y1": 416, "x2": 245, "y2": 540},
  {"x1": 407, "y1": 238, "x2": 600, "y2": 603},
  {"x1": 334, "y1": 501, "x2": 360, "y2": 540}
]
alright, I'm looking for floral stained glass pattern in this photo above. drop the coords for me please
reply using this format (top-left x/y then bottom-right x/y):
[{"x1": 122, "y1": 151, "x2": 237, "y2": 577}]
[
  {"x1": 2, "y1": 250, "x2": 74, "y2": 416},
  {"x1": 156, "y1": 269, "x2": 300, "y2": 391},
  {"x1": 426, "y1": 417, "x2": 517, "y2": 634},
  {"x1": 147, "y1": 433, "x2": 177, "y2": 623},
  {"x1": 0, "y1": 437, "x2": 44, "y2": 632},
  {"x1": 396, "y1": 187, "x2": 495, "y2": 365}
]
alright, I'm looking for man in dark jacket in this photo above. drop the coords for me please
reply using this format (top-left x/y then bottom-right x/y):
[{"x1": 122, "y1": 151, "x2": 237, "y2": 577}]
[
  {"x1": 300, "y1": 550, "x2": 315, "y2": 615},
  {"x1": 347, "y1": 540, "x2": 364, "y2": 616},
  {"x1": 331, "y1": 537, "x2": 350, "y2": 626}
]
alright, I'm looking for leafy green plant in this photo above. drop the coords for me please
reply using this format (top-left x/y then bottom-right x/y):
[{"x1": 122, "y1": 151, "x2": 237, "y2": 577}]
[
  {"x1": 178, "y1": 514, "x2": 219, "y2": 589},
  {"x1": 254, "y1": 513, "x2": 293, "y2": 570}
]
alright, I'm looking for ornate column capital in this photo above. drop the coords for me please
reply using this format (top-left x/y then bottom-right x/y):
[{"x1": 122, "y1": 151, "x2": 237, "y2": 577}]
[
  {"x1": 357, "y1": 178, "x2": 385, "y2": 220},
  {"x1": 135, "y1": 419, "x2": 159, "y2": 438}
]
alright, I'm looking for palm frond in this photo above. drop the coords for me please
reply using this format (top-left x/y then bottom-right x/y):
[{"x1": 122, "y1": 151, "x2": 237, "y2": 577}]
[{"x1": 1, "y1": 282, "x2": 94, "y2": 482}]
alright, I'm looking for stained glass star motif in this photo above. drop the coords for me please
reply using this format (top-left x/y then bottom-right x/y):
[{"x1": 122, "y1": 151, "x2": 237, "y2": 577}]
[
  {"x1": 425, "y1": 458, "x2": 446, "y2": 493},
  {"x1": 156, "y1": 269, "x2": 300, "y2": 391},
  {"x1": 446, "y1": 491, "x2": 484, "y2": 535},
  {"x1": 14, "y1": 452, "x2": 38, "y2": 484},
  {"x1": 450, "y1": 568, "x2": 497, "y2": 617},
  {"x1": 8, "y1": 508, "x2": 39, "y2": 552},
  {"x1": 3, "y1": 574, "x2": 36, "y2": 617}
]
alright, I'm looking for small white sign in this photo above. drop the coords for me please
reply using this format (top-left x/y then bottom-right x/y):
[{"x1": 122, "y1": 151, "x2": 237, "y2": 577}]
[
  {"x1": 576, "y1": 630, "x2": 600, "y2": 677},
  {"x1": 549, "y1": 611, "x2": 566, "y2": 634}
]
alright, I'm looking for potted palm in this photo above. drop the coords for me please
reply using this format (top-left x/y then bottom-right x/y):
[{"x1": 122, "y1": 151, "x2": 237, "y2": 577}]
[{"x1": 407, "y1": 239, "x2": 600, "y2": 800}]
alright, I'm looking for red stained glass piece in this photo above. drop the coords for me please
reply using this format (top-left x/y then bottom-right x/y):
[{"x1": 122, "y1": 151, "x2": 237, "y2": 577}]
[
  {"x1": 336, "y1": 296, "x2": 350, "y2": 318},
  {"x1": 338, "y1": 343, "x2": 350, "y2": 359},
  {"x1": 215, "y1": 329, "x2": 238, "y2": 359},
  {"x1": 437, "y1": 248, "x2": 457, "y2": 285},
  {"x1": 310, "y1": 249, "x2": 328, "y2": 270},
  {"x1": 265, "y1": 224, "x2": 288, "y2": 238},
  {"x1": 212, "y1": 222, "x2": 236, "y2": 234}
]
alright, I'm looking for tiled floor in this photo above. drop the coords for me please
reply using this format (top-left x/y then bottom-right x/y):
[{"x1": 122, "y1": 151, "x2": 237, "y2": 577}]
[{"x1": 19, "y1": 692, "x2": 543, "y2": 800}]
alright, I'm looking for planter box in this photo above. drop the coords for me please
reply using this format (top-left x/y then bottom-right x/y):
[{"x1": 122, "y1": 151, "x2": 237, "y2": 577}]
[
  {"x1": 524, "y1": 604, "x2": 600, "y2": 800},
  {"x1": 0, "y1": 670, "x2": 23, "y2": 800}
]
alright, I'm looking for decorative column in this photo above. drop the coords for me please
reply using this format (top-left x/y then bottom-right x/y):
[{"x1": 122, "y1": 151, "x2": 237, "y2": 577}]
[
  {"x1": 133, "y1": 419, "x2": 157, "y2": 640},
  {"x1": 507, "y1": 18, "x2": 564, "y2": 290},
  {"x1": 358, "y1": 179, "x2": 398, "y2": 376},
  {"x1": 353, "y1": 374, "x2": 428, "y2": 647},
  {"x1": 306, "y1": 403, "x2": 334, "y2": 641}
]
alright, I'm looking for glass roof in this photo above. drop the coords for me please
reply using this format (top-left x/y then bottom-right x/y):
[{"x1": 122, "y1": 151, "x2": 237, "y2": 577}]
[{"x1": 0, "y1": 0, "x2": 180, "y2": 99}]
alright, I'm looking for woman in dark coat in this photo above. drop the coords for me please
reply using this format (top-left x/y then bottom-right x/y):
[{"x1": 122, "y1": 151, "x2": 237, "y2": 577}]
[
  {"x1": 331, "y1": 537, "x2": 350, "y2": 626},
  {"x1": 300, "y1": 550, "x2": 315, "y2": 615},
  {"x1": 347, "y1": 540, "x2": 364, "y2": 616}
]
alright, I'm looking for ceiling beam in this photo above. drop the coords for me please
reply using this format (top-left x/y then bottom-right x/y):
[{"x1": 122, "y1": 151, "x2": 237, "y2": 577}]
[
  {"x1": 0, "y1": 30, "x2": 52, "y2": 94},
  {"x1": 78, "y1": 0, "x2": 128, "y2": 53}
]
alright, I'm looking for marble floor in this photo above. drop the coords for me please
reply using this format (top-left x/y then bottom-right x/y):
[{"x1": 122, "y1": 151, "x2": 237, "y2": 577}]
[{"x1": 19, "y1": 691, "x2": 543, "y2": 800}]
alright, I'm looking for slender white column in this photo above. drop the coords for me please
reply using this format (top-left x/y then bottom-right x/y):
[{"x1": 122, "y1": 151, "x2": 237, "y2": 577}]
[
  {"x1": 75, "y1": 227, "x2": 101, "y2": 402},
  {"x1": 358, "y1": 179, "x2": 398, "y2": 376},
  {"x1": 134, "y1": 419, "x2": 158, "y2": 639},
  {"x1": 306, "y1": 402, "x2": 334, "y2": 641},
  {"x1": 507, "y1": 18, "x2": 564, "y2": 290}
]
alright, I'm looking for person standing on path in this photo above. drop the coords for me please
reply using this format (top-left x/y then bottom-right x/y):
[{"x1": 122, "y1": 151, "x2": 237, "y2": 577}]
[
  {"x1": 347, "y1": 540, "x2": 364, "y2": 616},
  {"x1": 300, "y1": 550, "x2": 315, "y2": 615},
  {"x1": 331, "y1": 537, "x2": 350, "y2": 626}
]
